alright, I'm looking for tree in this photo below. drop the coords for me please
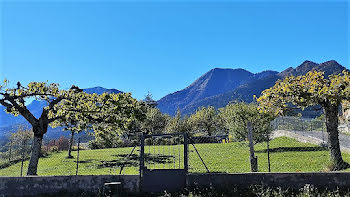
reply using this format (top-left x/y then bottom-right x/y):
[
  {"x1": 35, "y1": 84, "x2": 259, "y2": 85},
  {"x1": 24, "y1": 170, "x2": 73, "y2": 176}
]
[
  {"x1": 141, "y1": 107, "x2": 169, "y2": 134},
  {"x1": 66, "y1": 130, "x2": 78, "y2": 158},
  {"x1": 0, "y1": 81, "x2": 146, "y2": 175},
  {"x1": 56, "y1": 136, "x2": 70, "y2": 151},
  {"x1": 143, "y1": 91, "x2": 157, "y2": 108},
  {"x1": 51, "y1": 91, "x2": 97, "y2": 157},
  {"x1": 9, "y1": 125, "x2": 33, "y2": 145},
  {"x1": 219, "y1": 102, "x2": 273, "y2": 142},
  {"x1": 56, "y1": 92, "x2": 147, "y2": 149},
  {"x1": 0, "y1": 81, "x2": 90, "y2": 175},
  {"x1": 257, "y1": 70, "x2": 350, "y2": 170},
  {"x1": 8, "y1": 125, "x2": 33, "y2": 161},
  {"x1": 187, "y1": 106, "x2": 223, "y2": 136},
  {"x1": 165, "y1": 109, "x2": 190, "y2": 133}
]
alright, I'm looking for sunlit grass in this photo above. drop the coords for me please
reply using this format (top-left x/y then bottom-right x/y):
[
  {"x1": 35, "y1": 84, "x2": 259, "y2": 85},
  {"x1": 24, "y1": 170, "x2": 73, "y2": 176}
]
[{"x1": 0, "y1": 137, "x2": 349, "y2": 176}]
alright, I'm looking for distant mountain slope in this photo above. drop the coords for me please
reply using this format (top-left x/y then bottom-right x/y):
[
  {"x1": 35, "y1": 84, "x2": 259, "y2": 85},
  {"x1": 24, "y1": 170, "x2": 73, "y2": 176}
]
[
  {"x1": 181, "y1": 74, "x2": 280, "y2": 114},
  {"x1": 157, "y1": 68, "x2": 256, "y2": 115},
  {"x1": 278, "y1": 60, "x2": 345, "y2": 78},
  {"x1": 158, "y1": 60, "x2": 347, "y2": 116},
  {"x1": 0, "y1": 87, "x2": 123, "y2": 142},
  {"x1": 83, "y1": 86, "x2": 122, "y2": 94}
]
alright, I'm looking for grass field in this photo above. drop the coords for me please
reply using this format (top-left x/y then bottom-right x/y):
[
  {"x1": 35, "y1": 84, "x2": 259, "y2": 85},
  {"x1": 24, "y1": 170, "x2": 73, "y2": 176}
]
[{"x1": 0, "y1": 136, "x2": 349, "y2": 176}]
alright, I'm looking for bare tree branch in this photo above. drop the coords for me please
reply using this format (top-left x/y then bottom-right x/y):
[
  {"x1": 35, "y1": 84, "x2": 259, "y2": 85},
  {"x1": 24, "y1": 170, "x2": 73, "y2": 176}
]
[{"x1": 5, "y1": 96, "x2": 37, "y2": 125}]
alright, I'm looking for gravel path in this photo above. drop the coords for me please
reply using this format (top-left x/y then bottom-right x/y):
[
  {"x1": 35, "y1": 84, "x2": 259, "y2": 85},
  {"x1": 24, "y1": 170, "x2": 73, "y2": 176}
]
[{"x1": 273, "y1": 129, "x2": 350, "y2": 151}]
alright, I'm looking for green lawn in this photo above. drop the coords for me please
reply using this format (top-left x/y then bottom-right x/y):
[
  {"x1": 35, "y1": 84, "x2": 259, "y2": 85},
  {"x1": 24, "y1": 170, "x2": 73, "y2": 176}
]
[{"x1": 0, "y1": 137, "x2": 348, "y2": 176}]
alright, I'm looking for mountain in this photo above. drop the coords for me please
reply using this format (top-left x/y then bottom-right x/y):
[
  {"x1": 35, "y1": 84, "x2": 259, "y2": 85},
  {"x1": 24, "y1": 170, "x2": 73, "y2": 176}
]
[
  {"x1": 181, "y1": 74, "x2": 280, "y2": 115},
  {"x1": 157, "y1": 68, "x2": 258, "y2": 115},
  {"x1": 158, "y1": 60, "x2": 347, "y2": 116},
  {"x1": 0, "y1": 87, "x2": 123, "y2": 142},
  {"x1": 278, "y1": 60, "x2": 345, "y2": 78},
  {"x1": 83, "y1": 86, "x2": 122, "y2": 94}
]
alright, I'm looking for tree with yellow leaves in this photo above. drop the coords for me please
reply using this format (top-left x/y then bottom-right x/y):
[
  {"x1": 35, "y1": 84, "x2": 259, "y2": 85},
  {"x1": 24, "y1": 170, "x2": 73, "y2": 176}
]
[
  {"x1": 257, "y1": 70, "x2": 350, "y2": 170},
  {"x1": 0, "y1": 81, "x2": 146, "y2": 175}
]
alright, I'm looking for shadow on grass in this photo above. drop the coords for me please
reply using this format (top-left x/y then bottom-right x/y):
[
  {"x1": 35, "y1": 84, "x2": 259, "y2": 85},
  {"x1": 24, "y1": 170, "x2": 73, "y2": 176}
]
[
  {"x1": 97, "y1": 153, "x2": 174, "y2": 169},
  {"x1": 256, "y1": 146, "x2": 328, "y2": 153},
  {"x1": 74, "y1": 159, "x2": 95, "y2": 164}
]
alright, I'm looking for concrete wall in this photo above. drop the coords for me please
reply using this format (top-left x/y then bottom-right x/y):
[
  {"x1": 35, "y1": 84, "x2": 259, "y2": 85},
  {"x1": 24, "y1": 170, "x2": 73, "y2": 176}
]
[
  {"x1": 187, "y1": 172, "x2": 350, "y2": 190},
  {"x1": 0, "y1": 175, "x2": 139, "y2": 196},
  {"x1": 3, "y1": 173, "x2": 350, "y2": 196}
]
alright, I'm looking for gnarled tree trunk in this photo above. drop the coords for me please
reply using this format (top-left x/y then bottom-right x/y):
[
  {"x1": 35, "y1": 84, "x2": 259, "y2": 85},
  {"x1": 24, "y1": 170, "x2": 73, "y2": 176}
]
[
  {"x1": 324, "y1": 103, "x2": 347, "y2": 170},
  {"x1": 27, "y1": 121, "x2": 48, "y2": 176},
  {"x1": 27, "y1": 132, "x2": 44, "y2": 175}
]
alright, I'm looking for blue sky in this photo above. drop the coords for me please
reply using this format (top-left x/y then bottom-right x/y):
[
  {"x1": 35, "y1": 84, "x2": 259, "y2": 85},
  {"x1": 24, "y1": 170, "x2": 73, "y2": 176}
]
[{"x1": 1, "y1": 0, "x2": 349, "y2": 100}]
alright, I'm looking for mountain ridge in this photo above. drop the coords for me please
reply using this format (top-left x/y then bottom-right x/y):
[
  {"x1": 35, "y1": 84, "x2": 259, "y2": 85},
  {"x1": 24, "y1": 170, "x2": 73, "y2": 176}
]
[{"x1": 157, "y1": 60, "x2": 347, "y2": 116}]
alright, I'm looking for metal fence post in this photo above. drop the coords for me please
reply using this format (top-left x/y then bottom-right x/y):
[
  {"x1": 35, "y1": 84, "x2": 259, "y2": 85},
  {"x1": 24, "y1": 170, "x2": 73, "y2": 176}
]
[
  {"x1": 75, "y1": 138, "x2": 80, "y2": 176},
  {"x1": 139, "y1": 134, "x2": 145, "y2": 192},
  {"x1": 267, "y1": 137, "x2": 271, "y2": 172},
  {"x1": 184, "y1": 133, "x2": 188, "y2": 174}
]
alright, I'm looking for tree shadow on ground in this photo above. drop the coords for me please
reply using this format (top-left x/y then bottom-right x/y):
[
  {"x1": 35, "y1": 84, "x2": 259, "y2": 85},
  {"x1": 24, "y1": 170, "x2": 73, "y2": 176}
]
[
  {"x1": 97, "y1": 153, "x2": 174, "y2": 169},
  {"x1": 73, "y1": 159, "x2": 95, "y2": 164},
  {"x1": 256, "y1": 146, "x2": 328, "y2": 153}
]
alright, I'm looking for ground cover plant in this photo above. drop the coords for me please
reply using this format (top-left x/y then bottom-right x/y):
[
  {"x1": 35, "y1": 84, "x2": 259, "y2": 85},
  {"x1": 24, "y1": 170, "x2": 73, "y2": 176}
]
[
  {"x1": 1, "y1": 137, "x2": 350, "y2": 176},
  {"x1": 158, "y1": 184, "x2": 350, "y2": 197},
  {"x1": 31, "y1": 184, "x2": 350, "y2": 197}
]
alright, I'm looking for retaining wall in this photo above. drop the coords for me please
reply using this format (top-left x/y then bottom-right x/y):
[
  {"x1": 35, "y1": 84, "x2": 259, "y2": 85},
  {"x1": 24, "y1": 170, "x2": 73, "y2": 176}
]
[
  {"x1": 187, "y1": 172, "x2": 350, "y2": 190},
  {"x1": 0, "y1": 175, "x2": 139, "y2": 196},
  {"x1": 2, "y1": 172, "x2": 350, "y2": 196}
]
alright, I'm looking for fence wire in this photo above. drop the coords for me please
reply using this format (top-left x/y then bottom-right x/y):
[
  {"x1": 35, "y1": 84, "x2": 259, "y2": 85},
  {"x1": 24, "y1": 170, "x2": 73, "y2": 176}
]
[
  {"x1": 0, "y1": 136, "x2": 141, "y2": 176},
  {"x1": 188, "y1": 117, "x2": 350, "y2": 173},
  {"x1": 2, "y1": 117, "x2": 350, "y2": 176},
  {"x1": 143, "y1": 135, "x2": 185, "y2": 170}
]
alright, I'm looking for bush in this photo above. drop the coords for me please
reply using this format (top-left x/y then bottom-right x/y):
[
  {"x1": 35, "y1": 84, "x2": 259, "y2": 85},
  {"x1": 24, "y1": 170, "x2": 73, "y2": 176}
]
[{"x1": 88, "y1": 138, "x2": 139, "y2": 149}]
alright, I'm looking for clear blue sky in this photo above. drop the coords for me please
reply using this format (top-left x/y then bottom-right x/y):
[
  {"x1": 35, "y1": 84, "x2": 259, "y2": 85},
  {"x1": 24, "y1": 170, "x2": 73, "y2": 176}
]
[{"x1": 1, "y1": 0, "x2": 349, "y2": 100}]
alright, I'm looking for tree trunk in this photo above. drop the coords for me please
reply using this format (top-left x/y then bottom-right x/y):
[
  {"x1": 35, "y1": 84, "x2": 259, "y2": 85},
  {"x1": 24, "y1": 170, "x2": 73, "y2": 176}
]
[
  {"x1": 67, "y1": 131, "x2": 75, "y2": 158},
  {"x1": 324, "y1": 104, "x2": 347, "y2": 170},
  {"x1": 27, "y1": 133, "x2": 43, "y2": 175}
]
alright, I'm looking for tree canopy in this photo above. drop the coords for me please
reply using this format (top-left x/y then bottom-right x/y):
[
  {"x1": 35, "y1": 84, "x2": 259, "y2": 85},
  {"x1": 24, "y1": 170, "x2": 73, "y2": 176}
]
[
  {"x1": 219, "y1": 102, "x2": 273, "y2": 143},
  {"x1": 257, "y1": 70, "x2": 350, "y2": 116},
  {"x1": 187, "y1": 106, "x2": 223, "y2": 136},
  {"x1": 257, "y1": 70, "x2": 350, "y2": 170},
  {"x1": 0, "y1": 80, "x2": 146, "y2": 175}
]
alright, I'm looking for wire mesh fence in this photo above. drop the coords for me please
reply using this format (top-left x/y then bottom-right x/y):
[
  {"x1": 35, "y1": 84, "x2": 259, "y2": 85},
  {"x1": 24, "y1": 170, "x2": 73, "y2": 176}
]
[
  {"x1": 187, "y1": 117, "x2": 350, "y2": 173},
  {"x1": 187, "y1": 134, "x2": 350, "y2": 173},
  {"x1": 2, "y1": 117, "x2": 350, "y2": 177},
  {"x1": 272, "y1": 116, "x2": 326, "y2": 132},
  {"x1": 0, "y1": 137, "x2": 32, "y2": 176},
  {"x1": 142, "y1": 134, "x2": 185, "y2": 170},
  {"x1": 0, "y1": 137, "x2": 141, "y2": 176}
]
